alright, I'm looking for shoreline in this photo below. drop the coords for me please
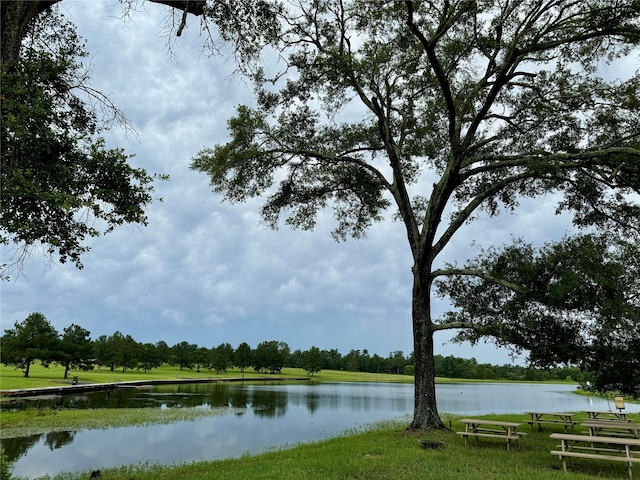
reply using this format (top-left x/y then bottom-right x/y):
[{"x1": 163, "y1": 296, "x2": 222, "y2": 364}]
[{"x1": 0, "y1": 376, "x2": 310, "y2": 398}]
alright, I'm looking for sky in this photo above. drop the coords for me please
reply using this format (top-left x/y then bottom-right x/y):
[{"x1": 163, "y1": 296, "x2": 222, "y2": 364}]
[{"x1": 1, "y1": 0, "x2": 609, "y2": 365}]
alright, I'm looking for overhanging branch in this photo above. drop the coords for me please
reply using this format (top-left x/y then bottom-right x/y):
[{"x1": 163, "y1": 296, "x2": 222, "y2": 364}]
[{"x1": 432, "y1": 267, "x2": 527, "y2": 294}]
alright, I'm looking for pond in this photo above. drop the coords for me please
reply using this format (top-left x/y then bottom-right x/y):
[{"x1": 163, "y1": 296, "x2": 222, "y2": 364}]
[{"x1": 3, "y1": 382, "x2": 639, "y2": 479}]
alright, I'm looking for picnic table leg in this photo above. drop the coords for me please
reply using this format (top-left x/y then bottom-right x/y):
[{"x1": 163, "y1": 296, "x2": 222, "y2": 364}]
[{"x1": 560, "y1": 440, "x2": 568, "y2": 473}]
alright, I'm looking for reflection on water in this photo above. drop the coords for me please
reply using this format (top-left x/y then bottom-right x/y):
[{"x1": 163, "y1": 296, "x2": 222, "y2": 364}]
[{"x1": 3, "y1": 382, "x2": 639, "y2": 479}]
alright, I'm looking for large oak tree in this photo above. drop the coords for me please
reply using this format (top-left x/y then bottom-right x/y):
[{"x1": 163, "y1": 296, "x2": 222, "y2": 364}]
[{"x1": 191, "y1": 0, "x2": 640, "y2": 429}]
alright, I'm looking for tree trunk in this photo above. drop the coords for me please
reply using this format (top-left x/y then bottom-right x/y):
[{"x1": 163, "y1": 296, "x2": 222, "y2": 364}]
[
  {"x1": 410, "y1": 268, "x2": 445, "y2": 430},
  {"x1": 1, "y1": 0, "x2": 57, "y2": 66},
  {"x1": 64, "y1": 362, "x2": 69, "y2": 379}
]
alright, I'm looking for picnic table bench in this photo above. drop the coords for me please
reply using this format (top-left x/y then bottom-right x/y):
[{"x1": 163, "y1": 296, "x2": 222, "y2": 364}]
[
  {"x1": 582, "y1": 420, "x2": 640, "y2": 439},
  {"x1": 457, "y1": 418, "x2": 524, "y2": 450},
  {"x1": 586, "y1": 410, "x2": 629, "y2": 421},
  {"x1": 550, "y1": 433, "x2": 640, "y2": 479},
  {"x1": 526, "y1": 411, "x2": 577, "y2": 431}
]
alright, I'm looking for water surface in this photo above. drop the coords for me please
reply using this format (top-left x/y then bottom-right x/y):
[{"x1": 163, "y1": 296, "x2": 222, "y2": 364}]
[{"x1": 4, "y1": 382, "x2": 638, "y2": 478}]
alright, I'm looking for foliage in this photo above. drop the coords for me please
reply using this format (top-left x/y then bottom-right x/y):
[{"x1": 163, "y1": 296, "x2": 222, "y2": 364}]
[
  {"x1": 436, "y1": 234, "x2": 640, "y2": 397},
  {"x1": 0, "y1": 8, "x2": 162, "y2": 276},
  {"x1": 210, "y1": 342, "x2": 234, "y2": 373},
  {"x1": 171, "y1": 341, "x2": 198, "y2": 370},
  {"x1": 0, "y1": 447, "x2": 13, "y2": 480},
  {"x1": 234, "y1": 342, "x2": 253, "y2": 373},
  {"x1": 0, "y1": 312, "x2": 59, "y2": 377},
  {"x1": 0, "y1": 313, "x2": 595, "y2": 386},
  {"x1": 138, "y1": 343, "x2": 163, "y2": 373},
  {"x1": 58, "y1": 324, "x2": 93, "y2": 379},
  {"x1": 253, "y1": 340, "x2": 290, "y2": 374},
  {"x1": 301, "y1": 346, "x2": 323, "y2": 376},
  {"x1": 191, "y1": 0, "x2": 640, "y2": 428}
]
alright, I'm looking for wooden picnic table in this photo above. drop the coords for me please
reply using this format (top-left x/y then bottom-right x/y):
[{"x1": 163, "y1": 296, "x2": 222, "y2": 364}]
[
  {"x1": 526, "y1": 411, "x2": 577, "y2": 431},
  {"x1": 586, "y1": 410, "x2": 629, "y2": 421},
  {"x1": 550, "y1": 433, "x2": 640, "y2": 479},
  {"x1": 581, "y1": 420, "x2": 640, "y2": 439},
  {"x1": 457, "y1": 418, "x2": 524, "y2": 450}
]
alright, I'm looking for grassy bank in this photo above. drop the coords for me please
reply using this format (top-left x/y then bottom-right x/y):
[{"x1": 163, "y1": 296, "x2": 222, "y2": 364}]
[
  {"x1": 0, "y1": 363, "x2": 414, "y2": 391},
  {"x1": 11, "y1": 415, "x2": 640, "y2": 480}
]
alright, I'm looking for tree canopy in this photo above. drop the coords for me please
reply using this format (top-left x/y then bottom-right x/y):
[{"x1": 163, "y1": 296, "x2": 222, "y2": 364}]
[
  {"x1": 0, "y1": 0, "x2": 279, "y2": 276},
  {"x1": 0, "y1": 8, "x2": 161, "y2": 275},
  {"x1": 0, "y1": 312, "x2": 59, "y2": 377},
  {"x1": 191, "y1": 0, "x2": 640, "y2": 429},
  {"x1": 437, "y1": 234, "x2": 640, "y2": 397}
]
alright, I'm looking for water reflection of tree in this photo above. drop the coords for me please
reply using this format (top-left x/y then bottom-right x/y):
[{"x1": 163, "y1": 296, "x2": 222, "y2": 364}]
[
  {"x1": 44, "y1": 430, "x2": 75, "y2": 450},
  {"x1": 306, "y1": 393, "x2": 319, "y2": 414},
  {"x1": 251, "y1": 389, "x2": 288, "y2": 418},
  {"x1": 0, "y1": 433, "x2": 41, "y2": 463},
  {"x1": 229, "y1": 388, "x2": 249, "y2": 409}
]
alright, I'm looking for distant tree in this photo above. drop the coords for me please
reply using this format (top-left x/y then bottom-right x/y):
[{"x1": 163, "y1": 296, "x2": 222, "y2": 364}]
[
  {"x1": 92, "y1": 335, "x2": 115, "y2": 371},
  {"x1": 191, "y1": 0, "x2": 640, "y2": 429},
  {"x1": 323, "y1": 349, "x2": 343, "y2": 371},
  {"x1": 234, "y1": 342, "x2": 253, "y2": 373},
  {"x1": 302, "y1": 346, "x2": 323, "y2": 376},
  {"x1": 210, "y1": 343, "x2": 234, "y2": 374},
  {"x1": 193, "y1": 347, "x2": 212, "y2": 373},
  {"x1": 288, "y1": 349, "x2": 304, "y2": 368},
  {"x1": 155, "y1": 340, "x2": 171, "y2": 364},
  {"x1": 344, "y1": 349, "x2": 361, "y2": 372},
  {"x1": 110, "y1": 332, "x2": 139, "y2": 373},
  {"x1": 253, "y1": 340, "x2": 289, "y2": 374},
  {"x1": 369, "y1": 353, "x2": 382, "y2": 373},
  {"x1": 171, "y1": 341, "x2": 197, "y2": 370},
  {"x1": 389, "y1": 351, "x2": 406, "y2": 375},
  {"x1": 0, "y1": 312, "x2": 59, "y2": 377},
  {"x1": 58, "y1": 324, "x2": 93, "y2": 379},
  {"x1": 137, "y1": 343, "x2": 162, "y2": 373}
]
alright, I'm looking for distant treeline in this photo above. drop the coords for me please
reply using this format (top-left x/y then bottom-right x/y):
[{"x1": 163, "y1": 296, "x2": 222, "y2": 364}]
[{"x1": 2, "y1": 313, "x2": 592, "y2": 383}]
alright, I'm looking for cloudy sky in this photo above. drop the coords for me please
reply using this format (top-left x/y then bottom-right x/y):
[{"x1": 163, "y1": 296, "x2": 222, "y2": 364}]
[{"x1": 2, "y1": 0, "x2": 593, "y2": 365}]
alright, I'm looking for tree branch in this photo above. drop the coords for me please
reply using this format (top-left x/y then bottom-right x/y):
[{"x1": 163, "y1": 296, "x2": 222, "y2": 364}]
[{"x1": 432, "y1": 267, "x2": 527, "y2": 294}]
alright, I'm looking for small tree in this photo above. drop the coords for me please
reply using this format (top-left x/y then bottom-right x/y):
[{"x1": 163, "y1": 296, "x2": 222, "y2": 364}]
[
  {"x1": 234, "y1": 342, "x2": 253, "y2": 373},
  {"x1": 137, "y1": 343, "x2": 162, "y2": 373},
  {"x1": 1, "y1": 312, "x2": 59, "y2": 377},
  {"x1": 253, "y1": 340, "x2": 289, "y2": 374},
  {"x1": 110, "y1": 333, "x2": 139, "y2": 374},
  {"x1": 194, "y1": 346, "x2": 212, "y2": 373},
  {"x1": 93, "y1": 335, "x2": 115, "y2": 371},
  {"x1": 302, "y1": 346, "x2": 323, "y2": 376},
  {"x1": 171, "y1": 341, "x2": 197, "y2": 370},
  {"x1": 59, "y1": 324, "x2": 93, "y2": 379}
]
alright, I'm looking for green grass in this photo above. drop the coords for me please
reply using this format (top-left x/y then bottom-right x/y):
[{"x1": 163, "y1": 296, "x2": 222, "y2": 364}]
[
  {"x1": 0, "y1": 363, "x2": 414, "y2": 391},
  {"x1": 20, "y1": 414, "x2": 640, "y2": 480}
]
